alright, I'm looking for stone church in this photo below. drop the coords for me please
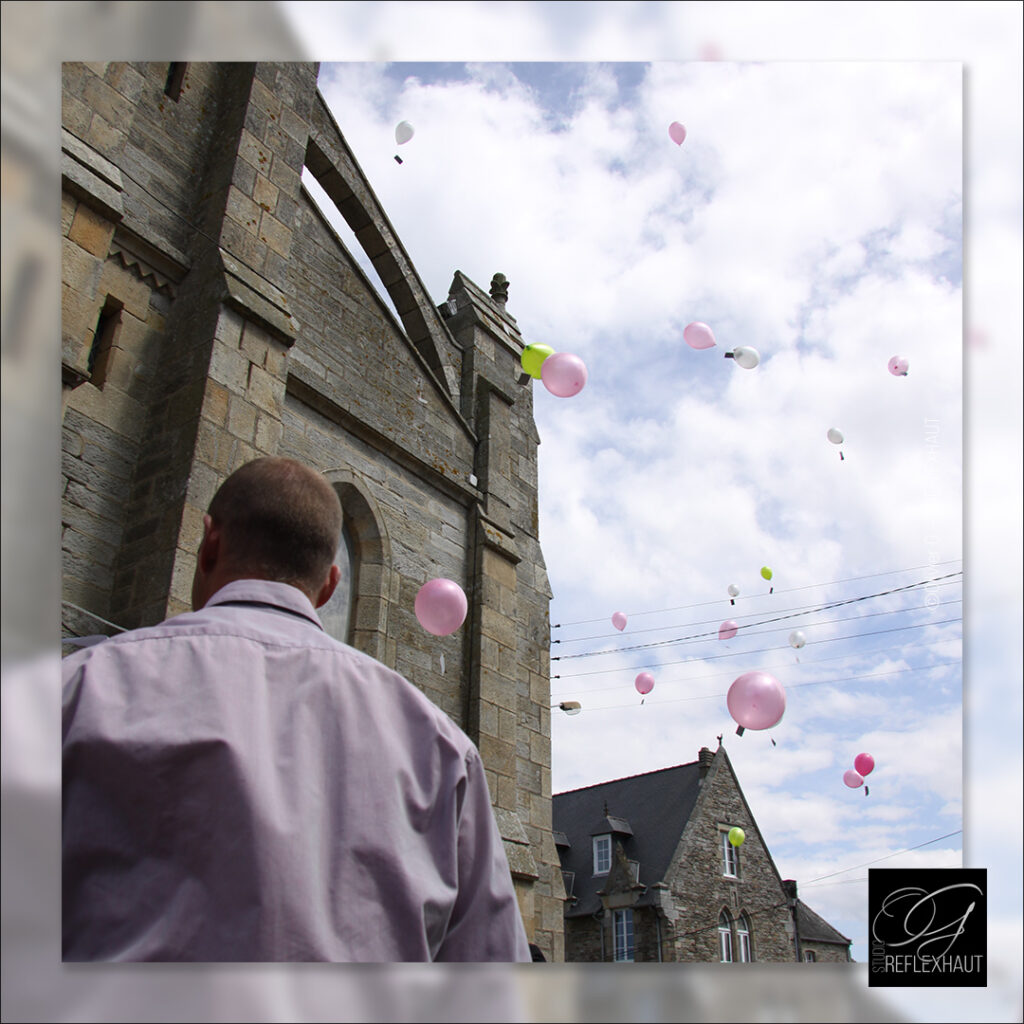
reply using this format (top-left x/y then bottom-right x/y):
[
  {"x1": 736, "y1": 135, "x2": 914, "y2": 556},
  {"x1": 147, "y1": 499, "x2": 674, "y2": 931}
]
[{"x1": 60, "y1": 61, "x2": 563, "y2": 959}]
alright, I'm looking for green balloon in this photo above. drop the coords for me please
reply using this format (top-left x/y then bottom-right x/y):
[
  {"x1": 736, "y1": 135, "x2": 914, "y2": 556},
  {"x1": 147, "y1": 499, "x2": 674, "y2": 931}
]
[
  {"x1": 521, "y1": 343, "x2": 555, "y2": 379},
  {"x1": 760, "y1": 566, "x2": 773, "y2": 581},
  {"x1": 728, "y1": 827, "x2": 745, "y2": 847}
]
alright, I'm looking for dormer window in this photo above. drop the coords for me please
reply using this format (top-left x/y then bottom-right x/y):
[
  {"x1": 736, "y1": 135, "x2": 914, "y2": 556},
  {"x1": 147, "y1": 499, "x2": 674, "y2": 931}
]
[{"x1": 593, "y1": 834, "x2": 611, "y2": 875}]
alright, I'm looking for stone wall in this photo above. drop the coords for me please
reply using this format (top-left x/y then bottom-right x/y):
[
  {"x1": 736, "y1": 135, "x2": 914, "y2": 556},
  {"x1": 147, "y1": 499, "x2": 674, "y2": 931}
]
[
  {"x1": 664, "y1": 750, "x2": 796, "y2": 962},
  {"x1": 60, "y1": 60, "x2": 562, "y2": 960},
  {"x1": 801, "y1": 941, "x2": 851, "y2": 963}
]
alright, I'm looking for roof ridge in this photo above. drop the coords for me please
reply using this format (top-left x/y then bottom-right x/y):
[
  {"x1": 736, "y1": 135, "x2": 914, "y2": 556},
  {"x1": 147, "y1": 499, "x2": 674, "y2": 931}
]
[{"x1": 553, "y1": 759, "x2": 699, "y2": 796}]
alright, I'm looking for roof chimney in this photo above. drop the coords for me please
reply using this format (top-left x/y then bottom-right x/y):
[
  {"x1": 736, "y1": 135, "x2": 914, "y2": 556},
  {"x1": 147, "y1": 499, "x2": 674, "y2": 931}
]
[{"x1": 698, "y1": 747, "x2": 715, "y2": 777}]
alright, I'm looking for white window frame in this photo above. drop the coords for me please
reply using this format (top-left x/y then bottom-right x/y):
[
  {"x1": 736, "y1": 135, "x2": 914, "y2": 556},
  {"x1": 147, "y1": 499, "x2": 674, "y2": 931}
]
[
  {"x1": 593, "y1": 834, "x2": 611, "y2": 875},
  {"x1": 613, "y1": 909, "x2": 635, "y2": 962},
  {"x1": 737, "y1": 914, "x2": 752, "y2": 962},
  {"x1": 718, "y1": 911, "x2": 733, "y2": 962},
  {"x1": 804, "y1": 950, "x2": 816, "y2": 962},
  {"x1": 721, "y1": 830, "x2": 739, "y2": 878}
]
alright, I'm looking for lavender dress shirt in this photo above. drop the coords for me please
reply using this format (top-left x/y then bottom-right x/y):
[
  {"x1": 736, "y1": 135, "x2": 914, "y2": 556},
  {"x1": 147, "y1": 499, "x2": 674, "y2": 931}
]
[{"x1": 62, "y1": 579, "x2": 532, "y2": 963}]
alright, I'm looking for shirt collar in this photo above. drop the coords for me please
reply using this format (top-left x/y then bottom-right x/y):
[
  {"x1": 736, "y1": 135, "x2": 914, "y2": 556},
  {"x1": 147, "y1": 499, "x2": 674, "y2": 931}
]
[{"x1": 204, "y1": 579, "x2": 325, "y2": 630}]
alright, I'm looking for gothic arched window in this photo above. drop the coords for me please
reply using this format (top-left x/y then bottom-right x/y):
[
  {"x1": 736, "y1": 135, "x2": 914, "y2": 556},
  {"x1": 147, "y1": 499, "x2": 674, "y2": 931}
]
[
  {"x1": 718, "y1": 911, "x2": 734, "y2": 963},
  {"x1": 318, "y1": 512, "x2": 358, "y2": 645},
  {"x1": 737, "y1": 912, "x2": 753, "y2": 962}
]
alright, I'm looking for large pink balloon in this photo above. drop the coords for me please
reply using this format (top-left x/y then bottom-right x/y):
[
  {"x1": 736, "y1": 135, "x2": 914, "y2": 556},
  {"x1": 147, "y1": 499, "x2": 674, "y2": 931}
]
[
  {"x1": 414, "y1": 578, "x2": 468, "y2": 636},
  {"x1": 843, "y1": 769, "x2": 864, "y2": 789},
  {"x1": 669, "y1": 121, "x2": 687, "y2": 145},
  {"x1": 888, "y1": 356, "x2": 909, "y2": 376},
  {"x1": 635, "y1": 672, "x2": 655, "y2": 695},
  {"x1": 854, "y1": 752, "x2": 875, "y2": 777},
  {"x1": 718, "y1": 620, "x2": 738, "y2": 641},
  {"x1": 683, "y1": 321, "x2": 716, "y2": 350},
  {"x1": 727, "y1": 671, "x2": 786, "y2": 731},
  {"x1": 611, "y1": 611, "x2": 627, "y2": 631},
  {"x1": 541, "y1": 353, "x2": 588, "y2": 398}
]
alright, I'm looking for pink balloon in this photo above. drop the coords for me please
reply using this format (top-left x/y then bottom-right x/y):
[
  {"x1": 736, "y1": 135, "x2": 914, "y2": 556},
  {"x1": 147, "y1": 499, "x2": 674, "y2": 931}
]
[
  {"x1": 718, "y1": 620, "x2": 738, "y2": 641},
  {"x1": 611, "y1": 611, "x2": 627, "y2": 631},
  {"x1": 683, "y1": 321, "x2": 717, "y2": 350},
  {"x1": 635, "y1": 672, "x2": 655, "y2": 696},
  {"x1": 888, "y1": 356, "x2": 909, "y2": 376},
  {"x1": 668, "y1": 121, "x2": 687, "y2": 145},
  {"x1": 414, "y1": 578, "x2": 468, "y2": 636},
  {"x1": 541, "y1": 352, "x2": 588, "y2": 398},
  {"x1": 854, "y1": 752, "x2": 875, "y2": 777},
  {"x1": 843, "y1": 769, "x2": 864, "y2": 789},
  {"x1": 727, "y1": 671, "x2": 786, "y2": 731}
]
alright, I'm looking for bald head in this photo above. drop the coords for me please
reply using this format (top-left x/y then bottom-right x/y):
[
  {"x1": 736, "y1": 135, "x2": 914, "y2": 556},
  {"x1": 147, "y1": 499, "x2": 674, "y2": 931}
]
[{"x1": 192, "y1": 458, "x2": 342, "y2": 609}]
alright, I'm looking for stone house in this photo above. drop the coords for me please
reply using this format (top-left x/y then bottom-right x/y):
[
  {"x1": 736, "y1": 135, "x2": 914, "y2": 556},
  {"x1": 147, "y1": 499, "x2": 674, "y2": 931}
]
[
  {"x1": 60, "y1": 60, "x2": 563, "y2": 959},
  {"x1": 553, "y1": 744, "x2": 851, "y2": 963}
]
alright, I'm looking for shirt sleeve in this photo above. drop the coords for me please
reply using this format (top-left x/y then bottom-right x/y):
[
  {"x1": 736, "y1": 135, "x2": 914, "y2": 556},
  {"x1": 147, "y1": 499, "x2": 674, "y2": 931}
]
[{"x1": 433, "y1": 749, "x2": 533, "y2": 963}]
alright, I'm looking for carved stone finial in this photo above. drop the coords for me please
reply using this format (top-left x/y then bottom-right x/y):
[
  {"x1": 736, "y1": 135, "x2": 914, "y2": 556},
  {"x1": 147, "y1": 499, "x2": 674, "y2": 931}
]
[{"x1": 489, "y1": 273, "x2": 509, "y2": 306}]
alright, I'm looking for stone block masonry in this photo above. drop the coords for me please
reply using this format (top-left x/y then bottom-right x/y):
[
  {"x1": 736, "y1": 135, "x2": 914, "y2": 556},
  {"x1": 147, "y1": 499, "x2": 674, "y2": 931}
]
[{"x1": 61, "y1": 60, "x2": 563, "y2": 961}]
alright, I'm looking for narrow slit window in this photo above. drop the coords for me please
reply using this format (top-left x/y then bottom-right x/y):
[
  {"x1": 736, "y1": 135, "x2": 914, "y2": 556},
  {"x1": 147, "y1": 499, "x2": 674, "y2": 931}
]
[
  {"x1": 164, "y1": 62, "x2": 188, "y2": 102},
  {"x1": 88, "y1": 297, "x2": 122, "y2": 389}
]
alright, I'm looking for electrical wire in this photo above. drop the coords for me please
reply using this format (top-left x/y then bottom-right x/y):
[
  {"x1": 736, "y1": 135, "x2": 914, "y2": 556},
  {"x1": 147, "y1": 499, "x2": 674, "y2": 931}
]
[
  {"x1": 799, "y1": 830, "x2": 963, "y2": 887},
  {"x1": 554, "y1": 573, "x2": 962, "y2": 662},
  {"x1": 553, "y1": 657, "x2": 962, "y2": 712},
  {"x1": 553, "y1": 613, "x2": 963, "y2": 681},
  {"x1": 554, "y1": 591, "x2": 962, "y2": 653},
  {"x1": 552, "y1": 559, "x2": 963, "y2": 628}
]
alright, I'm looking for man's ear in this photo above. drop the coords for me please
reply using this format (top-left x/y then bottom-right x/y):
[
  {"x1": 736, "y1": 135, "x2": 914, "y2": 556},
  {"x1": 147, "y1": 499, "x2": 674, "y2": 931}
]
[
  {"x1": 314, "y1": 564, "x2": 342, "y2": 609},
  {"x1": 198, "y1": 514, "x2": 221, "y2": 573}
]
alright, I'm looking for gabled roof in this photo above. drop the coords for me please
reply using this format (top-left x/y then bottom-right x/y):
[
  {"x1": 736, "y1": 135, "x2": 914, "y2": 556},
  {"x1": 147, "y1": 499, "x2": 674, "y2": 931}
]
[
  {"x1": 797, "y1": 899, "x2": 852, "y2": 945},
  {"x1": 553, "y1": 761, "x2": 703, "y2": 917}
]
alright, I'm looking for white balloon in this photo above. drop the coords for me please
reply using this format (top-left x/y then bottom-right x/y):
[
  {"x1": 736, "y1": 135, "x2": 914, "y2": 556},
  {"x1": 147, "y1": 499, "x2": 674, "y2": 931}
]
[
  {"x1": 727, "y1": 584, "x2": 740, "y2": 598},
  {"x1": 732, "y1": 346, "x2": 760, "y2": 369},
  {"x1": 395, "y1": 121, "x2": 414, "y2": 145},
  {"x1": 788, "y1": 630, "x2": 806, "y2": 649},
  {"x1": 827, "y1": 427, "x2": 844, "y2": 445}
]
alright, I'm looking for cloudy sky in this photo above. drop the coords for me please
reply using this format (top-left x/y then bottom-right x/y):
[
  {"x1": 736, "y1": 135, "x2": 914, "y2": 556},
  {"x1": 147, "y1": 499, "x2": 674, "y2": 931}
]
[
  {"x1": 305, "y1": 51, "x2": 963, "y2": 957},
  {"x1": 0, "y1": 4, "x2": 1017, "y2": 1024},
  {"x1": 280, "y1": 4, "x2": 1020, "y2": 1020}
]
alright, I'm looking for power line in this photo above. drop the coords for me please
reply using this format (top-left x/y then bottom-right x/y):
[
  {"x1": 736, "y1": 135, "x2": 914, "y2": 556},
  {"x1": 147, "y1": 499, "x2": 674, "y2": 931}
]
[
  {"x1": 553, "y1": 637, "x2": 962, "y2": 697},
  {"x1": 553, "y1": 657, "x2": 962, "y2": 712},
  {"x1": 554, "y1": 591, "x2": 962, "y2": 650},
  {"x1": 799, "y1": 831, "x2": 963, "y2": 887},
  {"x1": 554, "y1": 572, "x2": 962, "y2": 661},
  {"x1": 552, "y1": 559, "x2": 963, "y2": 628},
  {"x1": 553, "y1": 614, "x2": 963, "y2": 680}
]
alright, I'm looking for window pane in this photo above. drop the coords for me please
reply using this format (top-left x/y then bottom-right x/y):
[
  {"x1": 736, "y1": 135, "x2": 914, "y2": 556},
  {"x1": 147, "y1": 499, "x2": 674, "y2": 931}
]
[
  {"x1": 737, "y1": 914, "x2": 752, "y2": 962},
  {"x1": 718, "y1": 911, "x2": 733, "y2": 963},
  {"x1": 318, "y1": 516, "x2": 357, "y2": 643},
  {"x1": 614, "y1": 909, "x2": 634, "y2": 962},
  {"x1": 722, "y1": 832, "x2": 738, "y2": 876}
]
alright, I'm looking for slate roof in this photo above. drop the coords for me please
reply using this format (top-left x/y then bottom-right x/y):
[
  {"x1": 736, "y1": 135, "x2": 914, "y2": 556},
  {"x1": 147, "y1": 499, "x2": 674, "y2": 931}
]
[
  {"x1": 796, "y1": 899, "x2": 852, "y2": 945},
  {"x1": 553, "y1": 760, "x2": 703, "y2": 918}
]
